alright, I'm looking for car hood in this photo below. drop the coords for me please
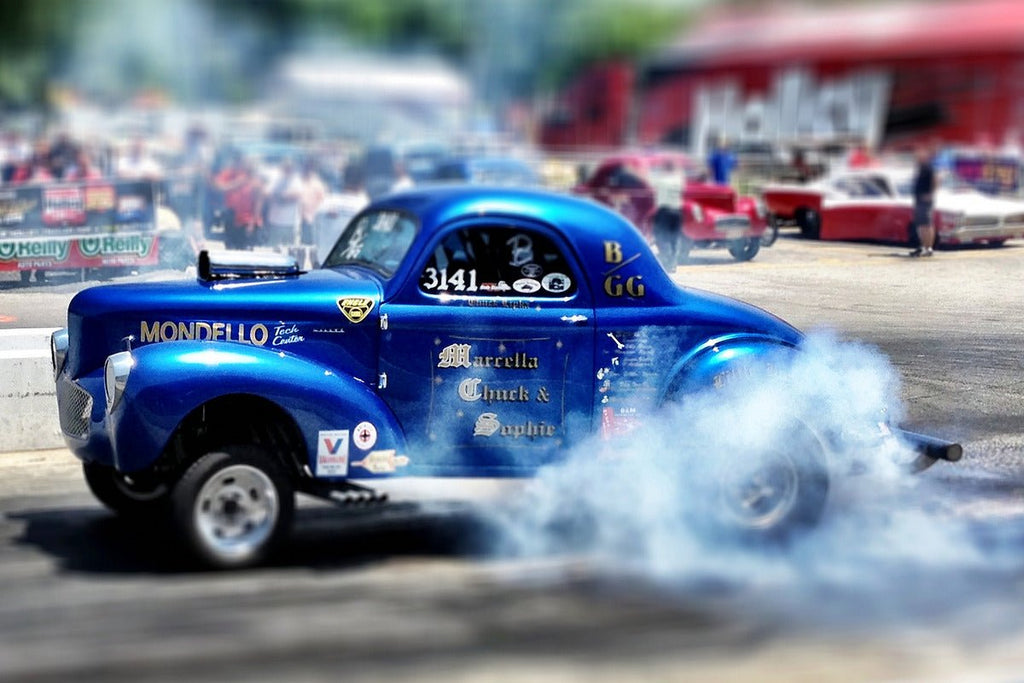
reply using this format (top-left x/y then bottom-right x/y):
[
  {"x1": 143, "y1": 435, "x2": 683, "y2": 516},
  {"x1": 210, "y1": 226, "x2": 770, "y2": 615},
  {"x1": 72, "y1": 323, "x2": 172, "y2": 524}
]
[
  {"x1": 937, "y1": 189, "x2": 1024, "y2": 217},
  {"x1": 65, "y1": 267, "x2": 384, "y2": 379}
]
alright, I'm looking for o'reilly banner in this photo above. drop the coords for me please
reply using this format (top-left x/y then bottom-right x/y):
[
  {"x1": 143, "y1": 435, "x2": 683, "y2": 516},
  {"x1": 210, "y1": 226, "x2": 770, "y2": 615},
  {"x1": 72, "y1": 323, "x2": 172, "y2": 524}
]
[{"x1": 0, "y1": 180, "x2": 159, "y2": 271}]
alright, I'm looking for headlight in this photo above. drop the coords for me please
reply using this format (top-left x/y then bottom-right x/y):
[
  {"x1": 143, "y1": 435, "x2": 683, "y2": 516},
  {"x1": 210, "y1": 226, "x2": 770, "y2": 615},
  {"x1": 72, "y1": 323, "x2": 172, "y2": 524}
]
[
  {"x1": 937, "y1": 211, "x2": 963, "y2": 228},
  {"x1": 51, "y1": 328, "x2": 68, "y2": 379},
  {"x1": 690, "y1": 204, "x2": 704, "y2": 223},
  {"x1": 755, "y1": 199, "x2": 767, "y2": 220},
  {"x1": 104, "y1": 351, "x2": 134, "y2": 413}
]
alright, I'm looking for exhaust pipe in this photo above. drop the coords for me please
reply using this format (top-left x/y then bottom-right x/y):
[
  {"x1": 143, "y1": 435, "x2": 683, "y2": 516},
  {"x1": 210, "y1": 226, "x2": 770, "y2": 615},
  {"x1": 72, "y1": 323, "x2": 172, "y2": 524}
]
[{"x1": 896, "y1": 428, "x2": 963, "y2": 473}]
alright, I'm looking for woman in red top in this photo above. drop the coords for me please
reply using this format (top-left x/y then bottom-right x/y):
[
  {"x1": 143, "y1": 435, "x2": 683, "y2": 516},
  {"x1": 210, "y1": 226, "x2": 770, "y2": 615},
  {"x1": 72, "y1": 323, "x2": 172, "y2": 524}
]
[{"x1": 215, "y1": 158, "x2": 264, "y2": 250}]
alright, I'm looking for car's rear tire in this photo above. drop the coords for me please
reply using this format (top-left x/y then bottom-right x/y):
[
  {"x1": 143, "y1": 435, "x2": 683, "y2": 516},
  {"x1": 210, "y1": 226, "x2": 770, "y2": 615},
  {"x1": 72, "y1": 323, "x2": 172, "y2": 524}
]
[
  {"x1": 83, "y1": 462, "x2": 169, "y2": 515},
  {"x1": 709, "y1": 423, "x2": 829, "y2": 542},
  {"x1": 796, "y1": 208, "x2": 821, "y2": 239},
  {"x1": 728, "y1": 237, "x2": 761, "y2": 261},
  {"x1": 170, "y1": 447, "x2": 294, "y2": 569}
]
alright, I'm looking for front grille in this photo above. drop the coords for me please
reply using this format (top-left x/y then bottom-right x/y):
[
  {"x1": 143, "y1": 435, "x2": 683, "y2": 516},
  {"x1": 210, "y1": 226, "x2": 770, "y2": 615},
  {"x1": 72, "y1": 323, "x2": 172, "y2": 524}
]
[
  {"x1": 57, "y1": 378, "x2": 92, "y2": 440},
  {"x1": 715, "y1": 216, "x2": 751, "y2": 231},
  {"x1": 962, "y1": 215, "x2": 998, "y2": 228}
]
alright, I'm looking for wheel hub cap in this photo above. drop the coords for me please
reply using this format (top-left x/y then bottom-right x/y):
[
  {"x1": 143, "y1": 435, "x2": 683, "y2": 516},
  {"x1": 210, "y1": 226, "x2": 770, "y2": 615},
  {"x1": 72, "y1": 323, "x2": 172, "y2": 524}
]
[
  {"x1": 722, "y1": 452, "x2": 800, "y2": 530},
  {"x1": 195, "y1": 465, "x2": 278, "y2": 559}
]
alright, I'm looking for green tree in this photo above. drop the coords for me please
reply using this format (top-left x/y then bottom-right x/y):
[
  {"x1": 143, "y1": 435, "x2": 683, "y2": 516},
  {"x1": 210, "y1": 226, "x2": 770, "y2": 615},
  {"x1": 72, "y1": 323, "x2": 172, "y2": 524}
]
[{"x1": 0, "y1": 0, "x2": 82, "y2": 108}]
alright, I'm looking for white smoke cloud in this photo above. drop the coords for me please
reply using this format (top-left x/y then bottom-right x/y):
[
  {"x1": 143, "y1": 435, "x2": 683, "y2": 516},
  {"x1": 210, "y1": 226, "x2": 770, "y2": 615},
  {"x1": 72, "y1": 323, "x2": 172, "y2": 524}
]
[{"x1": 482, "y1": 331, "x2": 982, "y2": 604}]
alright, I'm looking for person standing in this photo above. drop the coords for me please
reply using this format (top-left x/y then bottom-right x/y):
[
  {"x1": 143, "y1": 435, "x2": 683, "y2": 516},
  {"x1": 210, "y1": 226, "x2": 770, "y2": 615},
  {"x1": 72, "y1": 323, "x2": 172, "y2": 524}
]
[
  {"x1": 264, "y1": 159, "x2": 303, "y2": 249},
  {"x1": 214, "y1": 157, "x2": 263, "y2": 250},
  {"x1": 116, "y1": 138, "x2": 163, "y2": 180},
  {"x1": 707, "y1": 135, "x2": 736, "y2": 186},
  {"x1": 63, "y1": 147, "x2": 102, "y2": 181},
  {"x1": 910, "y1": 145, "x2": 936, "y2": 257},
  {"x1": 298, "y1": 160, "x2": 326, "y2": 246}
]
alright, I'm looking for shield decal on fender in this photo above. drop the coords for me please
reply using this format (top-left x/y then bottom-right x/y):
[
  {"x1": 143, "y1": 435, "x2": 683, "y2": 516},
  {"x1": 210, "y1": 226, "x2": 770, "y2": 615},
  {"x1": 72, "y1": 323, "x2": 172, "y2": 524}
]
[{"x1": 337, "y1": 297, "x2": 375, "y2": 324}]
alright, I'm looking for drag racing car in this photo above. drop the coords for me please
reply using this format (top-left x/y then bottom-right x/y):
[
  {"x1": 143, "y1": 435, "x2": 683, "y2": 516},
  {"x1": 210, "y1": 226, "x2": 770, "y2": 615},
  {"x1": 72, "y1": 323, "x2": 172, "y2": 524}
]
[
  {"x1": 574, "y1": 152, "x2": 771, "y2": 268},
  {"x1": 762, "y1": 167, "x2": 1024, "y2": 245},
  {"x1": 52, "y1": 186, "x2": 961, "y2": 568}
]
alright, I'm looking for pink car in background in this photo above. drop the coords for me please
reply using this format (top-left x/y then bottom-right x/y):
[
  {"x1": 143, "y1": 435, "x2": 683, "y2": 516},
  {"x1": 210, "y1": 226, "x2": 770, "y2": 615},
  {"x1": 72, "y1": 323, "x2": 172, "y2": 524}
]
[{"x1": 574, "y1": 152, "x2": 770, "y2": 268}]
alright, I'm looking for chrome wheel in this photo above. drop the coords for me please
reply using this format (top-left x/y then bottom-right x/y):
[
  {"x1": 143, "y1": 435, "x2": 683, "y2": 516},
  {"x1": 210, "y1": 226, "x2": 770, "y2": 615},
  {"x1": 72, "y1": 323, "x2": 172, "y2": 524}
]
[
  {"x1": 720, "y1": 450, "x2": 800, "y2": 531},
  {"x1": 193, "y1": 464, "x2": 279, "y2": 562}
]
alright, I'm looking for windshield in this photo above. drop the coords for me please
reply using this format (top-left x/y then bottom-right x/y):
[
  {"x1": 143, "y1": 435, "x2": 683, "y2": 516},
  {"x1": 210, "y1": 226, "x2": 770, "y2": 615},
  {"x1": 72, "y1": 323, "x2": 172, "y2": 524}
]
[{"x1": 322, "y1": 209, "x2": 418, "y2": 277}]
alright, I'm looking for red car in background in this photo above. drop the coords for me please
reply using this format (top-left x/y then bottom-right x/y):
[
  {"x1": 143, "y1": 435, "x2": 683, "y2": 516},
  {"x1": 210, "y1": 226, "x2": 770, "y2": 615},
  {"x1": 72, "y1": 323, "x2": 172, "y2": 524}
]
[
  {"x1": 762, "y1": 167, "x2": 1024, "y2": 246},
  {"x1": 574, "y1": 152, "x2": 770, "y2": 268}
]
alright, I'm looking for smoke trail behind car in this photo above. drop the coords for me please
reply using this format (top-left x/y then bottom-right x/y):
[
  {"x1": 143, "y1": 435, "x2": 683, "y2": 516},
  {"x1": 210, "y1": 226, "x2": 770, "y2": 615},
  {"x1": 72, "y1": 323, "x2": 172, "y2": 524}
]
[{"x1": 481, "y1": 331, "x2": 993, "y2": 624}]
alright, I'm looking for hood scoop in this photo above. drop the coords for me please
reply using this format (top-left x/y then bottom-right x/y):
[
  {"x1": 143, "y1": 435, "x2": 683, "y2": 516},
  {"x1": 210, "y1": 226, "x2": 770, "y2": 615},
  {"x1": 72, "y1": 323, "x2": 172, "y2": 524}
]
[{"x1": 198, "y1": 250, "x2": 303, "y2": 281}]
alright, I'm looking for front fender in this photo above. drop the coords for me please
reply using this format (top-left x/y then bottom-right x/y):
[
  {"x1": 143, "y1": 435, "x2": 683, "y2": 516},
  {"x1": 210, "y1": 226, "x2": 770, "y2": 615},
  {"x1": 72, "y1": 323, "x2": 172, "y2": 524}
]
[
  {"x1": 108, "y1": 341, "x2": 405, "y2": 474},
  {"x1": 736, "y1": 196, "x2": 767, "y2": 231}
]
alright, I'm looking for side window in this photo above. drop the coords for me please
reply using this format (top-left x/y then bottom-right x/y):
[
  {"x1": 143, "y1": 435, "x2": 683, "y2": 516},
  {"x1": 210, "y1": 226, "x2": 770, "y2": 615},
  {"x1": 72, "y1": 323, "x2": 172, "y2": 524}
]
[
  {"x1": 589, "y1": 164, "x2": 617, "y2": 188},
  {"x1": 609, "y1": 165, "x2": 647, "y2": 190},
  {"x1": 419, "y1": 226, "x2": 578, "y2": 298}
]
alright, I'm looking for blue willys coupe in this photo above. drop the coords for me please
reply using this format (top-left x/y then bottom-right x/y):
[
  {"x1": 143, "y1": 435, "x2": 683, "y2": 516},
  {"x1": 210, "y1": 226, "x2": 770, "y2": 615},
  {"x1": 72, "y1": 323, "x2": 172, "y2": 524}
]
[{"x1": 52, "y1": 187, "x2": 961, "y2": 567}]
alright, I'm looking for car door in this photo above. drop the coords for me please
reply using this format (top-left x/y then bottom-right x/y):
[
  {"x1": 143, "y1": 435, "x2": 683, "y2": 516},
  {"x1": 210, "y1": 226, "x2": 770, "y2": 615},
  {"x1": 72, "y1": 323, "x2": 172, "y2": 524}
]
[{"x1": 378, "y1": 218, "x2": 595, "y2": 476}]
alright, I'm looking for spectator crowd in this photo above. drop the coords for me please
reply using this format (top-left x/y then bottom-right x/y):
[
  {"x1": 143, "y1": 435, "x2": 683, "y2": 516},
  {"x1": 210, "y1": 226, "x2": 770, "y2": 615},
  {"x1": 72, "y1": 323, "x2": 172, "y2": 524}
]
[{"x1": 0, "y1": 126, "x2": 344, "y2": 254}]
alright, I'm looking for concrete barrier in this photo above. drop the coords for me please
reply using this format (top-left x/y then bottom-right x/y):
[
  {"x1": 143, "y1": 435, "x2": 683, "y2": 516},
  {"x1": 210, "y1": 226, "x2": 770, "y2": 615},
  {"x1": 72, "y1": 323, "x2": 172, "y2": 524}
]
[{"x1": 0, "y1": 328, "x2": 63, "y2": 452}]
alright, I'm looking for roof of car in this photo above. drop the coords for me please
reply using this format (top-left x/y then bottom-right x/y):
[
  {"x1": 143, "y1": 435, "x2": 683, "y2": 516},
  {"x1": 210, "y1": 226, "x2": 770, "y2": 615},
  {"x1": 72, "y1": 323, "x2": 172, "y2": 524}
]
[
  {"x1": 597, "y1": 151, "x2": 693, "y2": 167},
  {"x1": 368, "y1": 185, "x2": 677, "y2": 304},
  {"x1": 372, "y1": 185, "x2": 640, "y2": 244}
]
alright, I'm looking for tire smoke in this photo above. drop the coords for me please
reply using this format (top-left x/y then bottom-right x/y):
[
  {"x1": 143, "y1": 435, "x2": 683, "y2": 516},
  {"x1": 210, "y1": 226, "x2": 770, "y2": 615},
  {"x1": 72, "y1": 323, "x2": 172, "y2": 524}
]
[{"x1": 484, "y1": 331, "x2": 983, "y2": 612}]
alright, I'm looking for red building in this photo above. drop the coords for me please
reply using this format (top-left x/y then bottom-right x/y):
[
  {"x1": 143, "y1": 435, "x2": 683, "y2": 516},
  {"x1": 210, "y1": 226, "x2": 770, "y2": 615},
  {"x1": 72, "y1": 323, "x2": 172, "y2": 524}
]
[{"x1": 541, "y1": 0, "x2": 1024, "y2": 156}]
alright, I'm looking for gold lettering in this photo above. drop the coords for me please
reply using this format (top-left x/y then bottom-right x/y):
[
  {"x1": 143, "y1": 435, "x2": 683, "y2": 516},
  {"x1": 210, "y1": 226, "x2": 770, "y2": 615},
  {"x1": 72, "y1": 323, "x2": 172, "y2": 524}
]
[
  {"x1": 604, "y1": 274, "x2": 645, "y2": 298},
  {"x1": 604, "y1": 241, "x2": 623, "y2": 264},
  {"x1": 139, "y1": 320, "x2": 273, "y2": 347},
  {"x1": 604, "y1": 275, "x2": 623, "y2": 297},
  {"x1": 140, "y1": 321, "x2": 159, "y2": 343},
  {"x1": 251, "y1": 324, "x2": 269, "y2": 346},
  {"x1": 469, "y1": 352, "x2": 540, "y2": 369}
]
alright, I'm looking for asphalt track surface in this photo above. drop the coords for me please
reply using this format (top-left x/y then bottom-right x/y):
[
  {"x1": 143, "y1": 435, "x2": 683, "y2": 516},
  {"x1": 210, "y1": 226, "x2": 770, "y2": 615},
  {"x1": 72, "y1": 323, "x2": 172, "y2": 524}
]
[{"x1": 1, "y1": 234, "x2": 1024, "y2": 681}]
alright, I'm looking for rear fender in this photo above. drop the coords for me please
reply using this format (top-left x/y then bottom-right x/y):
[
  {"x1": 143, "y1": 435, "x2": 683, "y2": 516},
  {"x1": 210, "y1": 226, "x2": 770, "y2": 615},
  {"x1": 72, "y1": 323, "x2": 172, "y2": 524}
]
[
  {"x1": 108, "y1": 341, "x2": 405, "y2": 475},
  {"x1": 660, "y1": 334, "x2": 798, "y2": 403},
  {"x1": 659, "y1": 335, "x2": 836, "y2": 470}
]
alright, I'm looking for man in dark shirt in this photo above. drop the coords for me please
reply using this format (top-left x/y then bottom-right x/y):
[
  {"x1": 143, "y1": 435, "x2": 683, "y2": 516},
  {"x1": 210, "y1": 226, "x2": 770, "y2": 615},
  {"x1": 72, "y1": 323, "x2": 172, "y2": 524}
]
[{"x1": 910, "y1": 144, "x2": 936, "y2": 257}]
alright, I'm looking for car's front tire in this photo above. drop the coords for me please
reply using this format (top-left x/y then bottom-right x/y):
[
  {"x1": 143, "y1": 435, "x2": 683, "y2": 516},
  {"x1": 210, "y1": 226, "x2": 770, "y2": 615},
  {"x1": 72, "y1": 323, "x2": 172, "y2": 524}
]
[
  {"x1": 728, "y1": 237, "x2": 761, "y2": 261},
  {"x1": 171, "y1": 447, "x2": 294, "y2": 569},
  {"x1": 83, "y1": 462, "x2": 169, "y2": 515}
]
